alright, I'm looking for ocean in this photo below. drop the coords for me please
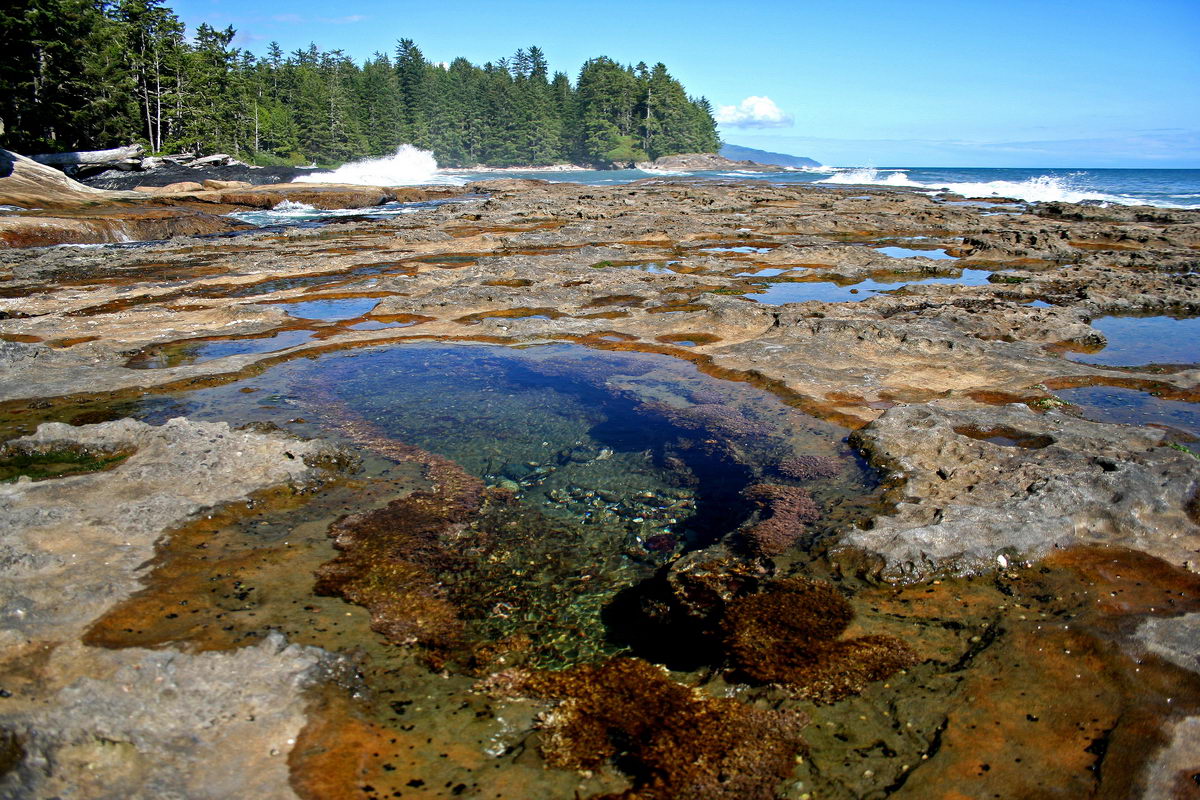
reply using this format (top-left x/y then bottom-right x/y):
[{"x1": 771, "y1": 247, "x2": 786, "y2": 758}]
[{"x1": 294, "y1": 147, "x2": 1200, "y2": 209}]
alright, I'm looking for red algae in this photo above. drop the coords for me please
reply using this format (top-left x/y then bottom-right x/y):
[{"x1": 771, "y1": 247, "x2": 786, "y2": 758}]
[
  {"x1": 722, "y1": 578, "x2": 917, "y2": 702},
  {"x1": 482, "y1": 657, "x2": 807, "y2": 800},
  {"x1": 740, "y1": 483, "x2": 822, "y2": 556},
  {"x1": 774, "y1": 453, "x2": 842, "y2": 481}
]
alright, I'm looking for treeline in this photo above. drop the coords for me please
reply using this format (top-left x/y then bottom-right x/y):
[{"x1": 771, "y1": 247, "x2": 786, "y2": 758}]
[{"x1": 0, "y1": 0, "x2": 720, "y2": 167}]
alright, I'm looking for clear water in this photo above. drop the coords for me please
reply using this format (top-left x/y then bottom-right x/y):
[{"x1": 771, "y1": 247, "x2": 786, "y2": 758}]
[
  {"x1": 278, "y1": 297, "x2": 379, "y2": 321},
  {"x1": 1056, "y1": 386, "x2": 1200, "y2": 440},
  {"x1": 345, "y1": 319, "x2": 421, "y2": 331},
  {"x1": 750, "y1": 269, "x2": 995, "y2": 304},
  {"x1": 619, "y1": 261, "x2": 679, "y2": 274},
  {"x1": 132, "y1": 341, "x2": 871, "y2": 668},
  {"x1": 735, "y1": 268, "x2": 790, "y2": 277},
  {"x1": 126, "y1": 328, "x2": 317, "y2": 369},
  {"x1": 699, "y1": 245, "x2": 773, "y2": 254},
  {"x1": 1068, "y1": 315, "x2": 1200, "y2": 366},
  {"x1": 874, "y1": 246, "x2": 956, "y2": 260}
]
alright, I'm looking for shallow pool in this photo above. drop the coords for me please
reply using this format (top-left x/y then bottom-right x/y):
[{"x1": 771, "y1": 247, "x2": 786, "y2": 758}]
[
  {"x1": 1056, "y1": 385, "x2": 1200, "y2": 440},
  {"x1": 1067, "y1": 315, "x2": 1200, "y2": 366},
  {"x1": 278, "y1": 296, "x2": 380, "y2": 321},
  {"x1": 133, "y1": 341, "x2": 872, "y2": 668},
  {"x1": 750, "y1": 269, "x2": 995, "y2": 304},
  {"x1": 873, "y1": 246, "x2": 957, "y2": 260}
]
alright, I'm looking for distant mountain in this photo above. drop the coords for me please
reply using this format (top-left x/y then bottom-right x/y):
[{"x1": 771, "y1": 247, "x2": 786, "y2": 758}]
[{"x1": 719, "y1": 144, "x2": 821, "y2": 168}]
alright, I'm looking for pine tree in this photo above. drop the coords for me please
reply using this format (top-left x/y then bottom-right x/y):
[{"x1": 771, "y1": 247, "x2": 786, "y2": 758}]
[
  {"x1": 394, "y1": 38, "x2": 432, "y2": 147},
  {"x1": 357, "y1": 53, "x2": 402, "y2": 156},
  {"x1": 0, "y1": 13, "x2": 720, "y2": 168}
]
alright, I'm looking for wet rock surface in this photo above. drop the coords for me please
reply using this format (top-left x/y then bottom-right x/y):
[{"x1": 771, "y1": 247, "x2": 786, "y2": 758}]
[
  {"x1": 0, "y1": 417, "x2": 349, "y2": 798},
  {"x1": 1, "y1": 177, "x2": 1198, "y2": 797}
]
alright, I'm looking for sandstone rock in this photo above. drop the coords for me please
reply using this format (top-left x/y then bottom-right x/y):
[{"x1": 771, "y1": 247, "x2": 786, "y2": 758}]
[
  {"x1": 0, "y1": 416, "x2": 347, "y2": 643},
  {"x1": 202, "y1": 179, "x2": 252, "y2": 190},
  {"x1": 0, "y1": 417, "x2": 353, "y2": 797},
  {"x1": 0, "y1": 205, "x2": 253, "y2": 247},
  {"x1": 840, "y1": 404, "x2": 1200, "y2": 580},
  {"x1": 1, "y1": 634, "x2": 337, "y2": 800},
  {"x1": 155, "y1": 180, "x2": 205, "y2": 193}
]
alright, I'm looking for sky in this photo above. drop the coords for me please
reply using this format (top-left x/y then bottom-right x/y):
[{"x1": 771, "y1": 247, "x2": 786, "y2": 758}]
[{"x1": 168, "y1": 0, "x2": 1200, "y2": 167}]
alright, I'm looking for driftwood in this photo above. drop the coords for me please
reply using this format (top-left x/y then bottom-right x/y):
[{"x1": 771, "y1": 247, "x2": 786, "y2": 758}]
[{"x1": 30, "y1": 144, "x2": 146, "y2": 167}]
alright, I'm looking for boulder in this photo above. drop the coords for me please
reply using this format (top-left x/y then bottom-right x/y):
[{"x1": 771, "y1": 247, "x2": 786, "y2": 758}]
[
  {"x1": 202, "y1": 179, "x2": 252, "y2": 190},
  {"x1": 155, "y1": 181, "x2": 205, "y2": 193},
  {"x1": 0, "y1": 148, "x2": 126, "y2": 208}
]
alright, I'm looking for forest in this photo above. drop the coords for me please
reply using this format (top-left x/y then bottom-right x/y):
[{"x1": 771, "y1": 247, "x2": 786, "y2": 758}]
[{"x1": 0, "y1": 0, "x2": 722, "y2": 167}]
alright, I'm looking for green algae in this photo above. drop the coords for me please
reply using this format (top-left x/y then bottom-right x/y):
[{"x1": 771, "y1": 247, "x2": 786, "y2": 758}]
[{"x1": 0, "y1": 446, "x2": 131, "y2": 483}]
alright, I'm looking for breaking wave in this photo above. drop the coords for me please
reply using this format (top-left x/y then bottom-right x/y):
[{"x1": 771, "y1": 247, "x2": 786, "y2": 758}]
[
  {"x1": 636, "y1": 167, "x2": 689, "y2": 176},
  {"x1": 271, "y1": 200, "x2": 317, "y2": 213},
  {"x1": 293, "y1": 145, "x2": 464, "y2": 186},
  {"x1": 815, "y1": 168, "x2": 1143, "y2": 205}
]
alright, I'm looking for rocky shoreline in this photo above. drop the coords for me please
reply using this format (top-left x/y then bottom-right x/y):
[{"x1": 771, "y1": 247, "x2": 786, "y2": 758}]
[{"x1": 1, "y1": 158, "x2": 1198, "y2": 798}]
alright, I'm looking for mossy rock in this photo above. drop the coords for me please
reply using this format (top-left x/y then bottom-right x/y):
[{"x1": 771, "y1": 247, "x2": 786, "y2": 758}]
[{"x1": 0, "y1": 445, "x2": 132, "y2": 483}]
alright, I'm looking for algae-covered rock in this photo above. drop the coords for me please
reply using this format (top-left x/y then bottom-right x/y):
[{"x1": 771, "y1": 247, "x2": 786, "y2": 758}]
[
  {"x1": 722, "y1": 578, "x2": 917, "y2": 702},
  {"x1": 0, "y1": 417, "x2": 349, "y2": 644},
  {"x1": 484, "y1": 657, "x2": 807, "y2": 800}
]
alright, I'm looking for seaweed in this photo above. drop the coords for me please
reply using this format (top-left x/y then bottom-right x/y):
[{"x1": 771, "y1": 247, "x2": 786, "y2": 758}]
[
  {"x1": 722, "y1": 578, "x2": 917, "y2": 703},
  {"x1": 0, "y1": 444, "x2": 132, "y2": 483},
  {"x1": 740, "y1": 483, "x2": 821, "y2": 556},
  {"x1": 484, "y1": 657, "x2": 807, "y2": 800}
]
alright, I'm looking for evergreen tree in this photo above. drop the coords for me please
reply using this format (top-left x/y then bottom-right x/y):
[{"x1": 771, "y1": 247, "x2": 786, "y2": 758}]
[
  {"x1": 116, "y1": 0, "x2": 184, "y2": 152},
  {"x1": 0, "y1": 0, "x2": 134, "y2": 151},
  {"x1": 357, "y1": 53, "x2": 403, "y2": 156},
  {"x1": 0, "y1": 9, "x2": 721, "y2": 168},
  {"x1": 576, "y1": 57, "x2": 647, "y2": 165},
  {"x1": 393, "y1": 38, "x2": 432, "y2": 148}
]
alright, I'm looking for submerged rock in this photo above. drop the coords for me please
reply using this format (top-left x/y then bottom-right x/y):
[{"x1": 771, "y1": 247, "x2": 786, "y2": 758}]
[
  {"x1": 721, "y1": 577, "x2": 917, "y2": 702},
  {"x1": 740, "y1": 483, "x2": 822, "y2": 556},
  {"x1": 482, "y1": 657, "x2": 808, "y2": 800}
]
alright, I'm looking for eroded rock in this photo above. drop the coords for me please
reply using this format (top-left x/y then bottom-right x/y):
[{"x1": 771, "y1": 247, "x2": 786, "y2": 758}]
[
  {"x1": 842, "y1": 403, "x2": 1200, "y2": 580},
  {"x1": 1, "y1": 633, "x2": 337, "y2": 800},
  {"x1": 0, "y1": 417, "x2": 347, "y2": 643}
]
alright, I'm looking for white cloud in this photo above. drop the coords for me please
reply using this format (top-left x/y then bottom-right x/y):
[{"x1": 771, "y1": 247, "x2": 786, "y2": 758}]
[{"x1": 715, "y1": 96, "x2": 794, "y2": 129}]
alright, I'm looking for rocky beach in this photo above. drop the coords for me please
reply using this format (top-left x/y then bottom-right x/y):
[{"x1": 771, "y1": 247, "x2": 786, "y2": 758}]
[{"x1": 1, "y1": 148, "x2": 1198, "y2": 799}]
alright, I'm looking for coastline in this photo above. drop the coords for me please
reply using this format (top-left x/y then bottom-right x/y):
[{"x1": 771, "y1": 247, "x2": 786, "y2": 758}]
[{"x1": 0, "y1": 165, "x2": 1198, "y2": 799}]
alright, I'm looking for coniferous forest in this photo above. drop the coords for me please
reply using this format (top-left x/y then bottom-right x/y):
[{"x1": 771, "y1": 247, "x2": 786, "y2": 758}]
[{"x1": 0, "y1": 0, "x2": 721, "y2": 167}]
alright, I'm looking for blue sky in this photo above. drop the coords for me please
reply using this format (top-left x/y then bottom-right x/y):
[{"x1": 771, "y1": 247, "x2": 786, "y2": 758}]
[{"x1": 169, "y1": 0, "x2": 1200, "y2": 167}]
